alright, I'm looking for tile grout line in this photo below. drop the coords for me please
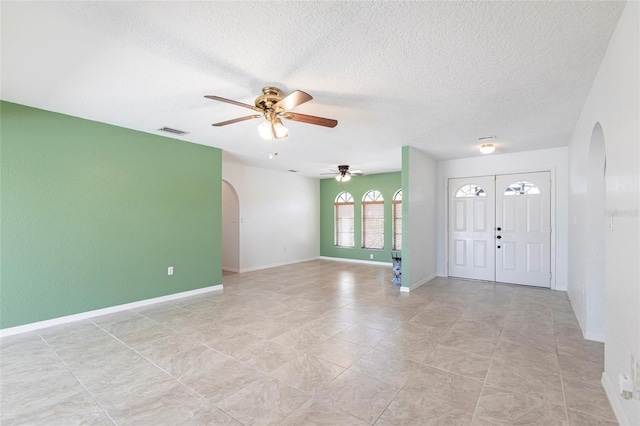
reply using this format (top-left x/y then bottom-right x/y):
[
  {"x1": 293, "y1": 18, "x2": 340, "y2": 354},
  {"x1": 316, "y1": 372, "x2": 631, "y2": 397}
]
[
  {"x1": 371, "y1": 383, "x2": 404, "y2": 425},
  {"x1": 553, "y1": 317, "x2": 571, "y2": 424},
  {"x1": 469, "y1": 292, "x2": 512, "y2": 424},
  {"x1": 36, "y1": 331, "x2": 119, "y2": 426},
  {"x1": 87, "y1": 317, "x2": 251, "y2": 422},
  {"x1": 115, "y1": 323, "x2": 273, "y2": 426}
]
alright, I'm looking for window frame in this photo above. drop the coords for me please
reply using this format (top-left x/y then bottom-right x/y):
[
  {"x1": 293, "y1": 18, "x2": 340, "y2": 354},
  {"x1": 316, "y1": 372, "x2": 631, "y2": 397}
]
[
  {"x1": 334, "y1": 191, "x2": 355, "y2": 248},
  {"x1": 361, "y1": 190, "x2": 385, "y2": 250},
  {"x1": 392, "y1": 189, "x2": 402, "y2": 251}
]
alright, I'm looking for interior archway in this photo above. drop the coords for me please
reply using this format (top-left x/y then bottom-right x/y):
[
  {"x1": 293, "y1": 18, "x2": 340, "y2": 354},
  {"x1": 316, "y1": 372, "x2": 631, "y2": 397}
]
[
  {"x1": 586, "y1": 122, "x2": 606, "y2": 341},
  {"x1": 222, "y1": 180, "x2": 240, "y2": 273}
]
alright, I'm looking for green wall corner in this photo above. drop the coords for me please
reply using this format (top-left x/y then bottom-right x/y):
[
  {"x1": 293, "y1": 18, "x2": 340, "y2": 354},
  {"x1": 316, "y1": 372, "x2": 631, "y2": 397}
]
[{"x1": 0, "y1": 101, "x2": 222, "y2": 329}]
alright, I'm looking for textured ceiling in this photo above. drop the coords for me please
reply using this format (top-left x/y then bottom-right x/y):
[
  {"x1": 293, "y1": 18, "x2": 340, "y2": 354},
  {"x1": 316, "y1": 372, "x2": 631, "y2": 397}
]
[{"x1": 1, "y1": 1, "x2": 625, "y2": 177}]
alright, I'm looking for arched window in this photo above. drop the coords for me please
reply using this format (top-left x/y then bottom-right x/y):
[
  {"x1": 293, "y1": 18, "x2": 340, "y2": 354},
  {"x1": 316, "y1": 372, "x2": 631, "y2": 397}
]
[
  {"x1": 334, "y1": 192, "x2": 354, "y2": 247},
  {"x1": 455, "y1": 184, "x2": 486, "y2": 198},
  {"x1": 393, "y1": 190, "x2": 402, "y2": 251},
  {"x1": 504, "y1": 181, "x2": 541, "y2": 196},
  {"x1": 362, "y1": 190, "x2": 384, "y2": 249}
]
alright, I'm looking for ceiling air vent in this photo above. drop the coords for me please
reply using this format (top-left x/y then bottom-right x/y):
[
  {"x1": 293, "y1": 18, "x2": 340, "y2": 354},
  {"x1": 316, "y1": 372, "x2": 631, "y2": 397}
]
[{"x1": 158, "y1": 127, "x2": 189, "y2": 136}]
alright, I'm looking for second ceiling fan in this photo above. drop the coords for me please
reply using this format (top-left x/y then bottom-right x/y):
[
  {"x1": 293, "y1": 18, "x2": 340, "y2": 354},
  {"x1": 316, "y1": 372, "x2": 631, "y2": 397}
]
[
  {"x1": 205, "y1": 87, "x2": 338, "y2": 139},
  {"x1": 322, "y1": 165, "x2": 364, "y2": 182}
]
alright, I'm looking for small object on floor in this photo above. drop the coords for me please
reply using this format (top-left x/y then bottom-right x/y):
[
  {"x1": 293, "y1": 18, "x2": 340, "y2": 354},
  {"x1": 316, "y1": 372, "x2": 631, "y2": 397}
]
[{"x1": 391, "y1": 252, "x2": 402, "y2": 286}]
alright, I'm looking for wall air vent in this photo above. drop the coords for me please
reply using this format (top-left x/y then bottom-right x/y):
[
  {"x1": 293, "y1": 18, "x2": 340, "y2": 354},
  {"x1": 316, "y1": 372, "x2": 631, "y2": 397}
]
[{"x1": 158, "y1": 127, "x2": 189, "y2": 136}]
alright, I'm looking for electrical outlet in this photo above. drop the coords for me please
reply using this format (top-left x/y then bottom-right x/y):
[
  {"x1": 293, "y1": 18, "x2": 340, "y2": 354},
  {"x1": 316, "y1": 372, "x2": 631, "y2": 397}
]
[
  {"x1": 370, "y1": 254, "x2": 374, "y2": 260},
  {"x1": 168, "y1": 266, "x2": 173, "y2": 276},
  {"x1": 620, "y1": 374, "x2": 634, "y2": 400}
]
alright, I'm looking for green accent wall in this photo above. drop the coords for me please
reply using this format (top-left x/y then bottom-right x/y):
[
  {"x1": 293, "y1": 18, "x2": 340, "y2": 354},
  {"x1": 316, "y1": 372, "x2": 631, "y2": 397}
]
[
  {"x1": 320, "y1": 172, "x2": 401, "y2": 263},
  {"x1": 0, "y1": 102, "x2": 222, "y2": 329}
]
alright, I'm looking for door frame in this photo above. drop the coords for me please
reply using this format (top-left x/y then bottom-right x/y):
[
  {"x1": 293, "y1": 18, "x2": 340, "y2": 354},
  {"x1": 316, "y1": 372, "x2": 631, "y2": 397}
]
[{"x1": 444, "y1": 168, "x2": 557, "y2": 289}]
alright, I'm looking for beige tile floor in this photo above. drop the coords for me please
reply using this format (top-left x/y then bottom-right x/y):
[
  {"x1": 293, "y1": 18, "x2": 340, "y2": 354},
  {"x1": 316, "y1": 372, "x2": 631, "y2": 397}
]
[{"x1": 0, "y1": 260, "x2": 617, "y2": 425}]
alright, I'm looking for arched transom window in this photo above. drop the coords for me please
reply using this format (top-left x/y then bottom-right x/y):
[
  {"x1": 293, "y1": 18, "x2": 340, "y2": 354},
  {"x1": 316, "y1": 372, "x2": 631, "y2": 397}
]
[
  {"x1": 334, "y1": 192, "x2": 354, "y2": 247},
  {"x1": 455, "y1": 184, "x2": 486, "y2": 198},
  {"x1": 362, "y1": 190, "x2": 384, "y2": 249},
  {"x1": 504, "y1": 181, "x2": 541, "y2": 196}
]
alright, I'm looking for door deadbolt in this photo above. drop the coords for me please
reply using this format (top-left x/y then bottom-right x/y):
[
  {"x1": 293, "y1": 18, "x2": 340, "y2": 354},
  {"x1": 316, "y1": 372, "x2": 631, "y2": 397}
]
[
  {"x1": 497, "y1": 235, "x2": 502, "y2": 239},
  {"x1": 497, "y1": 227, "x2": 502, "y2": 231}
]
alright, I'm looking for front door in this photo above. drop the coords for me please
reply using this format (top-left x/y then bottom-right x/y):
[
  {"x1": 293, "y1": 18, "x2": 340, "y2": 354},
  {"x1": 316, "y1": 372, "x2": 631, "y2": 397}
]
[
  {"x1": 448, "y1": 176, "x2": 496, "y2": 281},
  {"x1": 448, "y1": 172, "x2": 551, "y2": 287}
]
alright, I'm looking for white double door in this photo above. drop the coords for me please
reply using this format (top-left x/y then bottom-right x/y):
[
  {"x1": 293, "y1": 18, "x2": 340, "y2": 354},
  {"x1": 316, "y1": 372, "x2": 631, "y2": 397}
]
[{"x1": 448, "y1": 172, "x2": 551, "y2": 287}]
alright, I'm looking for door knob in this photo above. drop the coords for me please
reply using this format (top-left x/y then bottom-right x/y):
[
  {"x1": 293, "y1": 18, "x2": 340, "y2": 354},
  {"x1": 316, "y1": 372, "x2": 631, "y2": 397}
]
[
  {"x1": 497, "y1": 227, "x2": 502, "y2": 231},
  {"x1": 497, "y1": 235, "x2": 502, "y2": 239}
]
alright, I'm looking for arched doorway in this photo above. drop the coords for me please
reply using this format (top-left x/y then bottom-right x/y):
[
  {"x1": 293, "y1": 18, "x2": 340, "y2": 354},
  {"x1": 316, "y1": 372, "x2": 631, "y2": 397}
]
[
  {"x1": 586, "y1": 122, "x2": 606, "y2": 341},
  {"x1": 222, "y1": 180, "x2": 240, "y2": 273}
]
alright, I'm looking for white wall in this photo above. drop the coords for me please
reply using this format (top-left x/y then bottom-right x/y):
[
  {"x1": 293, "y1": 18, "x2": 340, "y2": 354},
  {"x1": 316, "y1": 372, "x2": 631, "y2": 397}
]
[
  {"x1": 222, "y1": 161, "x2": 320, "y2": 272},
  {"x1": 221, "y1": 180, "x2": 240, "y2": 272},
  {"x1": 437, "y1": 147, "x2": 569, "y2": 290},
  {"x1": 585, "y1": 124, "x2": 606, "y2": 341},
  {"x1": 567, "y1": 2, "x2": 639, "y2": 424},
  {"x1": 402, "y1": 146, "x2": 437, "y2": 291}
]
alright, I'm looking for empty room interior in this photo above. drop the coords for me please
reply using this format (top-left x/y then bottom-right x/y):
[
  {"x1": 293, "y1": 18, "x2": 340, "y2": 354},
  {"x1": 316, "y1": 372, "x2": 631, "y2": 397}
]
[{"x1": 1, "y1": 1, "x2": 639, "y2": 425}]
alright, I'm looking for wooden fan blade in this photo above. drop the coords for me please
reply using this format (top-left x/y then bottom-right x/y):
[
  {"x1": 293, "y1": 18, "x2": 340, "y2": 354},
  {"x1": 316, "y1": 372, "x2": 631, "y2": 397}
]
[
  {"x1": 274, "y1": 90, "x2": 312, "y2": 112},
  {"x1": 211, "y1": 115, "x2": 262, "y2": 126},
  {"x1": 283, "y1": 112, "x2": 338, "y2": 128},
  {"x1": 205, "y1": 95, "x2": 263, "y2": 113}
]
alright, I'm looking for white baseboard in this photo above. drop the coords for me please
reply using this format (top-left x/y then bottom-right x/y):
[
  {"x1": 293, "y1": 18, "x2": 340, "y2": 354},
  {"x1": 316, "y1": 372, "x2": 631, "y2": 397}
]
[
  {"x1": 239, "y1": 257, "x2": 321, "y2": 273},
  {"x1": 319, "y1": 256, "x2": 392, "y2": 267},
  {"x1": 222, "y1": 267, "x2": 240, "y2": 273},
  {"x1": 0, "y1": 284, "x2": 224, "y2": 338},
  {"x1": 584, "y1": 331, "x2": 605, "y2": 343},
  {"x1": 568, "y1": 291, "x2": 588, "y2": 337},
  {"x1": 566, "y1": 292, "x2": 604, "y2": 343},
  {"x1": 602, "y1": 372, "x2": 630, "y2": 425},
  {"x1": 400, "y1": 273, "x2": 437, "y2": 293}
]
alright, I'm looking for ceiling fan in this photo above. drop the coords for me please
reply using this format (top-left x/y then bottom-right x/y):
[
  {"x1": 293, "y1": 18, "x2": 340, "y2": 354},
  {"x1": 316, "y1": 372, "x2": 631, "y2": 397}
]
[
  {"x1": 205, "y1": 87, "x2": 338, "y2": 140},
  {"x1": 322, "y1": 165, "x2": 364, "y2": 182}
]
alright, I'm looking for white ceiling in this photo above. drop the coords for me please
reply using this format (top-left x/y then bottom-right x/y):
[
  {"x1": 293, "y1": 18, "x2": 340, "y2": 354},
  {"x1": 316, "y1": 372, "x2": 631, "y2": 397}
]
[{"x1": 1, "y1": 1, "x2": 625, "y2": 177}]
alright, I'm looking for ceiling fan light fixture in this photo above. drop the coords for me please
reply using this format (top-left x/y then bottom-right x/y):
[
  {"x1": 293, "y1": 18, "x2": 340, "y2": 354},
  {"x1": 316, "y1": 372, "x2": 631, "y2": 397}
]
[
  {"x1": 258, "y1": 119, "x2": 288, "y2": 139},
  {"x1": 273, "y1": 120, "x2": 288, "y2": 139},
  {"x1": 480, "y1": 143, "x2": 496, "y2": 154},
  {"x1": 258, "y1": 121, "x2": 272, "y2": 139},
  {"x1": 336, "y1": 173, "x2": 351, "y2": 182},
  {"x1": 206, "y1": 87, "x2": 337, "y2": 140}
]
